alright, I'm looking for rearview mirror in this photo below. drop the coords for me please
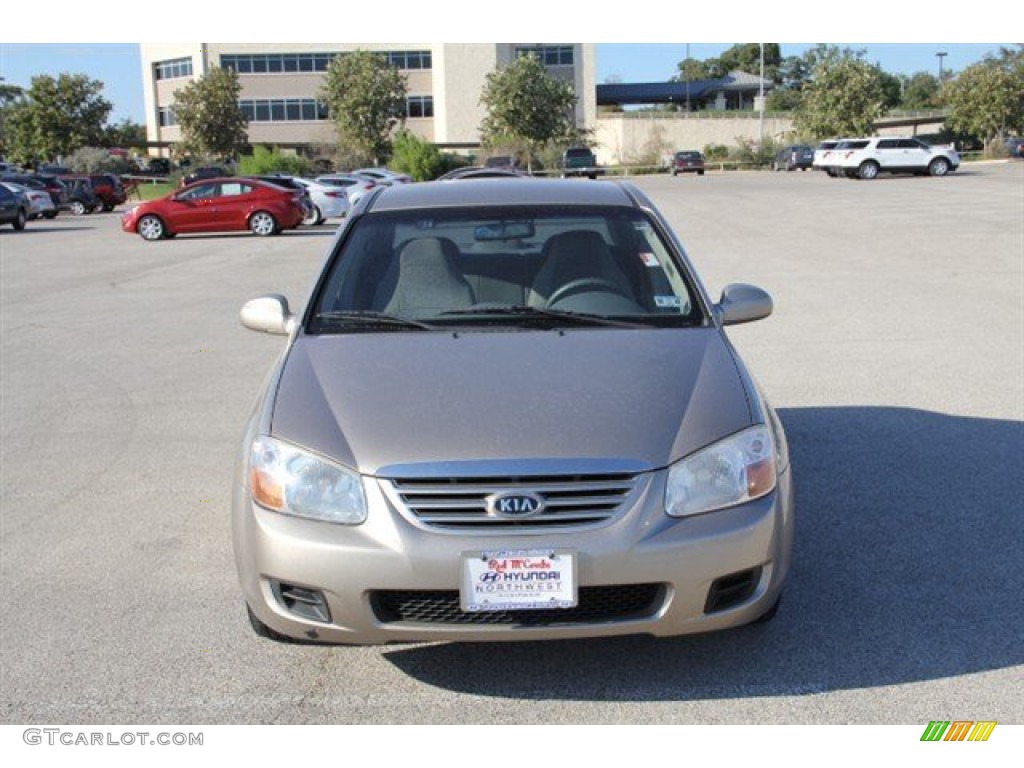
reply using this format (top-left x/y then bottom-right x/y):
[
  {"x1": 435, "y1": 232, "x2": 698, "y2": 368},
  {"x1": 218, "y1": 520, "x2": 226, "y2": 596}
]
[
  {"x1": 240, "y1": 294, "x2": 297, "y2": 335},
  {"x1": 717, "y1": 283, "x2": 773, "y2": 326},
  {"x1": 474, "y1": 221, "x2": 535, "y2": 241}
]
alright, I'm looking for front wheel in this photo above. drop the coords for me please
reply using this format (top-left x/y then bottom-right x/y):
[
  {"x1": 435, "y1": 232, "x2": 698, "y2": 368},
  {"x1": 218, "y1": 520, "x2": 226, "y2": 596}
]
[
  {"x1": 928, "y1": 157, "x2": 950, "y2": 177},
  {"x1": 858, "y1": 161, "x2": 880, "y2": 180},
  {"x1": 249, "y1": 211, "x2": 278, "y2": 236},
  {"x1": 137, "y1": 214, "x2": 165, "y2": 241},
  {"x1": 13, "y1": 209, "x2": 27, "y2": 230}
]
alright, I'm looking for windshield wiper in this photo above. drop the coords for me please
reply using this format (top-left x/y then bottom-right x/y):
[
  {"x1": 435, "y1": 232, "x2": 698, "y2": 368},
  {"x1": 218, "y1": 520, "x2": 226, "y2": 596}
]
[
  {"x1": 313, "y1": 311, "x2": 439, "y2": 331},
  {"x1": 439, "y1": 305, "x2": 653, "y2": 329}
]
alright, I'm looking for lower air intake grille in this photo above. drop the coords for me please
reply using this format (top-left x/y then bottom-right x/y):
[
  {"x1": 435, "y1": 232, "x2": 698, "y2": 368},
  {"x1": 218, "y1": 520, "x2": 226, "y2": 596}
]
[{"x1": 371, "y1": 583, "x2": 665, "y2": 626}]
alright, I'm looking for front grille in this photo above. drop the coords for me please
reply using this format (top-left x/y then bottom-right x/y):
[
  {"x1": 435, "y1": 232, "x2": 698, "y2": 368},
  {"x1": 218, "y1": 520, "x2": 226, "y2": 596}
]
[
  {"x1": 384, "y1": 472, "x2": 640, "y2": 529},
  {"x1": 372, "y1": 583, "x2": 665, "y2": 626}
]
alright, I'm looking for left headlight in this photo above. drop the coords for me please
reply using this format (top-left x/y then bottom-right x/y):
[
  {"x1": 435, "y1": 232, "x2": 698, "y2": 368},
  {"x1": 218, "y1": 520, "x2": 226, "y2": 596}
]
[
  {"x1": 665, "y1": 425, "x2": 777, "y2": 518},
  {"x1": 248, "y1": 435, "x2": 367, "y2": 525}
]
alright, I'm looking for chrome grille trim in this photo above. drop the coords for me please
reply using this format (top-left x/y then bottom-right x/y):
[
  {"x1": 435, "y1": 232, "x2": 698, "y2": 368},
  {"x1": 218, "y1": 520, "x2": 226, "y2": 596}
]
[{"x1": 378, "y1": 465, "x2": 646, "y2": 531}]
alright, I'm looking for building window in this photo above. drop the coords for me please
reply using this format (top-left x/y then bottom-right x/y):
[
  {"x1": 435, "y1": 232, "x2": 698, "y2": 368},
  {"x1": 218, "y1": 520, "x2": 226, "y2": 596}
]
[
  {"x1": 157, "y1": 107, "x2": 177, "y2": 127},
  {"x1": 221, "y1": 50, "x2": 432, "y2": 74},
  {"x1": 406, "y1": 95, "x2": 434, "y2": 119},
  {"x1": 154, "y1": 58, "x2": 193, "y2": 80},
  {"x1": 239, "y1": 99, "x2": 329, "y2": 122},
  {"x1": 515, "y1": 46, "x2": 574, "y2": 66},
  {"x1": 386, "y1": 50, "x2": 432, "y2": 70}
]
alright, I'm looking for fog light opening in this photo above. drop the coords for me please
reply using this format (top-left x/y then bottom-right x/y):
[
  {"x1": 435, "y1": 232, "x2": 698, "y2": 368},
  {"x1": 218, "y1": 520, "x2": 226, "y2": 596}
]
[
  {"x1": 704, "y1": 567, "x2": 763, "y2": 614},
  {"x1": 271, "y1": 581, "x2": 331, "y2": 623}
]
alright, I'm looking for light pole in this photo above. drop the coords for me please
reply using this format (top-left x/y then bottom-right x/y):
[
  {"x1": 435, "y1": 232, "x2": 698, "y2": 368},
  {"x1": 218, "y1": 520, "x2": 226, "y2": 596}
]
[
  {"x1": 936, "y1": 51, "x2": 948, "y2": 83},
  {"x1": 758, "y1": 43, "x2": 765, "y2": 149}
]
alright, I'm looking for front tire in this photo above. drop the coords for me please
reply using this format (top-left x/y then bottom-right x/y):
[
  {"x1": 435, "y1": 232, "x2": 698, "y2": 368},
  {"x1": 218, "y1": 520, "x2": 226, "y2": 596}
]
[
  {"x1": 858, "y1": 161, "x2": 880, "y2": 180},
  {"x1": 13, "y1": 209, "x2": 27, "y2": 230},
  {"x1": 137, "y1": 214, "x2": 165, "y2": 241},
  {"x1": 752, "y1": 594, "x2": 782, "y2": 625},
  {"x1": 249, "y1": 211, "x2": 278, "y2": 236},
  {"x1": 928, "y1": 157, "x2": 950, "y2": 177}
]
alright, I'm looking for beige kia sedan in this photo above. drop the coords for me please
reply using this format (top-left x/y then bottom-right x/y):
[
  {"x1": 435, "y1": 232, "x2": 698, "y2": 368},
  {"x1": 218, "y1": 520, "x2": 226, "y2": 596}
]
[{"x1": 233, "y1": 179, "x2": 793, "y2": 644}]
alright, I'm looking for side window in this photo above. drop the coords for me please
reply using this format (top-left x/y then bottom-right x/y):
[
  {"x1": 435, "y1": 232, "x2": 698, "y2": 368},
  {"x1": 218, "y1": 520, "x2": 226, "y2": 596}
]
[
  {"x1": 220, "y1": 183, "x2": 251, "y2": 197},
  {"x1": 179, "y1": 183, "x2": 218, "y2": 201},
  {"x1": 876, "y1": 139, "x2": 899, "y2": 150}
]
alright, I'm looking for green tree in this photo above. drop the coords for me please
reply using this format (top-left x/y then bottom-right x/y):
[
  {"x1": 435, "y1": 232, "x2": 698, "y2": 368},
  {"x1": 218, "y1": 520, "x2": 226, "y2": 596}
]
[
  {"x1": 0, "y1": 82, "x2": 24, "y2": 157},
  {"x1": 876, "y1": 70, "x2": 903, "y2": 110},
  {"x1": 795, "y1": 50, "x2": 886, "y2": 138},
  {"x1": 102, "y1": 118, "x2": 147, "y2": 148},
  {"x1": 674, "y1": 45, "x2": 782, "y2": 84},
  {"x1": 320, "y1": 50, "x2": 407, "y2": 166},
  {"x1": 944, "y1": 49, "x2": 1024, "y2": 146},
  {"x1": 718, "y1": 44, "x2": 782, "y2": 82},
  {"x1": 5, "y1": 73, "x2": 111, "y2": 165},
  {"x1": 173, "y1": 66, "x2": 249, "y2": 159},
  {"x1": 479, "y1": 53, "x2": 578, "y2": 172},
  {"x1": 672, "y1": 58, "x2": 717, "y2": 82},
  {"x1": 900, "y1": 72, "x2": 941, "y2": 109}
]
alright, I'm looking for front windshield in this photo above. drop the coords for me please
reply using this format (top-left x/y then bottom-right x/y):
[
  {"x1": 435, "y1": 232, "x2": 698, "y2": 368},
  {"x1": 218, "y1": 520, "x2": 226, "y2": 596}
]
[{"x1": 308, "y1": 206, "x2": 705, "y2": 333}]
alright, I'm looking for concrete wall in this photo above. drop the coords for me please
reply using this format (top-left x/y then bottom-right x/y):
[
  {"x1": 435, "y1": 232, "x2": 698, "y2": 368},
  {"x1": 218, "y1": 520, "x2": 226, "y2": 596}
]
[{"x1": 593, "y1": 114, "x2": 797, "y2": 165}]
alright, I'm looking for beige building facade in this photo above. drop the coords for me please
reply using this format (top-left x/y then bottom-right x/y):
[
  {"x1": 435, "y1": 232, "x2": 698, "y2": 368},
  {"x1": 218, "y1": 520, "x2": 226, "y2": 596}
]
[{"x1": 140, "y1": 43, "x2": 595, "y2": 153}]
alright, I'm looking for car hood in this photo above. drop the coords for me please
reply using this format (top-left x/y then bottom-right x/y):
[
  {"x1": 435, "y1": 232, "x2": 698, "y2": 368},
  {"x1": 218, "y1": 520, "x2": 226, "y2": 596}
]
[{"x1": 270, "y1": 328, "x2": 753, "y2": 475}]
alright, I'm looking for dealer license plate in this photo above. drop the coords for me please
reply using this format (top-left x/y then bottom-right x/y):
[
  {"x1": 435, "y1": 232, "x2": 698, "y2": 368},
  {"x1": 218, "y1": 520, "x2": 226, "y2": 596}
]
[{"x1": 461, "y1": 549, "x2": 577, "y2": 612}]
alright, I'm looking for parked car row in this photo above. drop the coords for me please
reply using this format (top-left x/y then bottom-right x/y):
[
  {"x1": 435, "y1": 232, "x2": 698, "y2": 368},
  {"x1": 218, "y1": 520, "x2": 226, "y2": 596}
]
[{"x1": 0, "y1": 184, "x2": 31, "y2": 230}]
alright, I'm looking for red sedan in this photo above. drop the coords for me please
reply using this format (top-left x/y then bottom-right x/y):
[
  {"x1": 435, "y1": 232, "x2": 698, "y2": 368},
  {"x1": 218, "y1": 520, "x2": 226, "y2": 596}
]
[{"x1": 121, "y1": 177, "x2": 305, "y2": 241}]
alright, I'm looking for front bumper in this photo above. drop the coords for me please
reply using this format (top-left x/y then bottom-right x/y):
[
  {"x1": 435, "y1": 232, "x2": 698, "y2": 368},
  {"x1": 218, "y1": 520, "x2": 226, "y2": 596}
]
[{"x1": 234, "y1": 467, "x2": 794, "y2": 644}]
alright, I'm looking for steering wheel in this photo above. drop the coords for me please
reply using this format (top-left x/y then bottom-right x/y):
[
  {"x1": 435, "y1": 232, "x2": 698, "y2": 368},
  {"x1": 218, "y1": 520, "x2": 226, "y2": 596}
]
[{"x1": 545, "y1": 277, "x2": 633, "y2": 307}]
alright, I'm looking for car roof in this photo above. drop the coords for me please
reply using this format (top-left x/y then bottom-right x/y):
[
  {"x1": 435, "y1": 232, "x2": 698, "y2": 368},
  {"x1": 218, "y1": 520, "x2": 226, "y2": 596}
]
[{"x1": 367, "y1": 178, "x2": 638, "y2": 212}]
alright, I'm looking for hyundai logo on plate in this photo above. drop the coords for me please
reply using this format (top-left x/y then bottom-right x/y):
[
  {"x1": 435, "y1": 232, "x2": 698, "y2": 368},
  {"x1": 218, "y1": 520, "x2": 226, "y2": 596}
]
[{"x1": 485, "y1": 491, "x2": 545, "y2": 519}]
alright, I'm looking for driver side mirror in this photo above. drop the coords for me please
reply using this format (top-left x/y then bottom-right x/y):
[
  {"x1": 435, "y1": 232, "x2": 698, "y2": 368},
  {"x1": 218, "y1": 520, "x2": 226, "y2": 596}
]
[
  {"x1": 240, "y1": 294, "x2": 297, "y2": 335},
  {"x1": 716, "y1": 283, "x2": 773, "y2": 326}
]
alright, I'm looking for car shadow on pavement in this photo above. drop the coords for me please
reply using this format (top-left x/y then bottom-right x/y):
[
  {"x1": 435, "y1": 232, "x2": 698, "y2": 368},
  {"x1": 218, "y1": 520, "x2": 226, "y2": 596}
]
[
  {"x1": 382, "y1": 406, "x2": 1024, "y2": 701},
  {"x1": 3, "y1": 226, "x2": 96, "y2": 234}
]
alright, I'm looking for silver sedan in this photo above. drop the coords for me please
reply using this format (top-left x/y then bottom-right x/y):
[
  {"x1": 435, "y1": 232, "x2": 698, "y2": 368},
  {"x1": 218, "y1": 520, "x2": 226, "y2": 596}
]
[{"x1": 234, "y1": 179, "x2": 794, "y2": 644}]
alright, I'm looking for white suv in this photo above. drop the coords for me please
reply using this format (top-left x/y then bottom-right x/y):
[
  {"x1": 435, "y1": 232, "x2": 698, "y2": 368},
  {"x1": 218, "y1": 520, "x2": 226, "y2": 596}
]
[{"x1": 823, "y1": 137, "x2": 960, "y2": 180}]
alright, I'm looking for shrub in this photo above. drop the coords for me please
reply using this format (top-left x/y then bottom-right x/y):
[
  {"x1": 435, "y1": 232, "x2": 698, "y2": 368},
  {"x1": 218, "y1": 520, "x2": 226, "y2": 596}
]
[
  {"x1": 702, "y1": 143, "x2": 729, "y2": 160},
  {"x1": 389, "y1": 131, "x2": 446, "y2": 181},
  {"x1": 66, "y1": 146, "x2": 134, "y2": 174},
  {"x1": 238, "y1": 145, "x2": 311, "y2": 176},
  {"x1": 730, "y1": 136, "x2": 781, "y2": 168}
]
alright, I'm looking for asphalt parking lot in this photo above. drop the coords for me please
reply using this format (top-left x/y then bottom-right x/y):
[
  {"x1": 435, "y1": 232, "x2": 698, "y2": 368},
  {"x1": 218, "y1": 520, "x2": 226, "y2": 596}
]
[{"x1": 2, "y1": 164, "x2": 1021, "y2": 724}]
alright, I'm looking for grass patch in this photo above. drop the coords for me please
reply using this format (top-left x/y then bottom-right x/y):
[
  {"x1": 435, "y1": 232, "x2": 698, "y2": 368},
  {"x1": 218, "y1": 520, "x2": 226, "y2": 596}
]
[{"x1": 128, "y1": 180, "x2": 175, "y2": 201}]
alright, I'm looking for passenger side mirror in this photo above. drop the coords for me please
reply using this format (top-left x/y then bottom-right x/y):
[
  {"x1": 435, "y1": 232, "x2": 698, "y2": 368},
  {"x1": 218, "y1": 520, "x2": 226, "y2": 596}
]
[
  {"x1": 717, "y1": 283, "x2": 773, "y2": 326},
  {"x1": 240, "y1": 294, "x2": 297, "y2": 335}
]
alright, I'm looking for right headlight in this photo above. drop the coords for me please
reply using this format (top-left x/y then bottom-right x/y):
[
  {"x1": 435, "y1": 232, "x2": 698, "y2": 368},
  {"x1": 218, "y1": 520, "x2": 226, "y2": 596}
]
[
  {"x1": 248, "y1": 435, "x2": 367, "y2": 525},
  {"x1": 665, "y1": 425, "x2": 777, "y2": 518}
]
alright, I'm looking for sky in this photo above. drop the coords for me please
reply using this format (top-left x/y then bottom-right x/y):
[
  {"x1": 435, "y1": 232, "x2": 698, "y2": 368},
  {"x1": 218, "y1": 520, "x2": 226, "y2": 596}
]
[{"x1": 0, "y1": 1, "x2": 1011, "y2": 125}]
